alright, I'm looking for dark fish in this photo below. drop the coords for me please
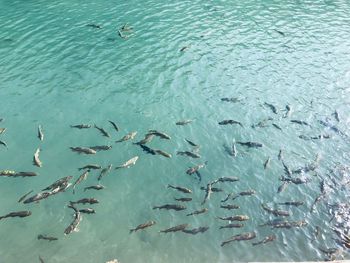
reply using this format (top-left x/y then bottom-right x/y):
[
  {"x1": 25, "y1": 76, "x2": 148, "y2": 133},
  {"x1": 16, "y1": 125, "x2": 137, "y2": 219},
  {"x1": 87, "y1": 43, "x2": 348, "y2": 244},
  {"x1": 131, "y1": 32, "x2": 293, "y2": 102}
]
[
  {"x1": 332, "y1": 111, "x2": 340, "y2": 122},
  {"x1": 154, "y1": 149, "x2": 172, "y2": 158},
  {"x1": 213, "y1": 177, "x2": 239, "y2": 184},
  {"x1": 24, "y1": 192, "x2": 51, "y2": 204},
  {"x1": 201, "y1": 183, "x2": 212, "y2": 205},
  {"x1": 79, "y1": 208, "x2": 95, "y2": 214},
  {"x1": 147, "y1": 130, "x2": 171, "y2": 140},
  {"x1": 72, "y1": 171, "x2": 89, "y2": 194},
  {"x1": 237, "y1": 141, "x2": 263, "y2": 148},
  {"x1": 70, "y1": 124, "x2": 91, "y2": 129},
  {"x1": 115, "y1": 131, "x2": 137, "y2": 143},
  {"x1": 42, "y1": 176, "x2": 73, "y2": 191},
  {"x1": 264, "y1": 102, "x2": 278, "y2": 114},
  {"x1": 177, "y1": 151, "x2": 201, "y2": 158},
  {"x1": 220, "y1": 204, "x2": 240, "y2": 210},
  {"x1": 280, "y1": 176, "x2": 311, "y2": 184},
  {"x1": 0, "y1": 211, "x2": 32, "y2": 220},
  {"x1": 218, "y1": 120, "x2": 243, "y2": 127},
  {"x1": 162, "y1": 188, "x2": 189, "y2": 202},
  {"x1": 283, "y1": 105, "x2": 291, "y2": 118},
  {"x1": 160, "y1": 224, "x2": 188, "y2": 233},
  {"x1": 94, "y1": 124, "x2": 110, "y2": 138},
  {"x1": 70, "y1": 198, "x2": 99, "y2": 205},
  {"x1": 180, "y1": 46, "x2": 189, "y2": 52},
  {"x1": 18, "y1": 190, "x2": 34, "y2": 203},
  {"x1": 310, "y1": 134, "x2": 331, "y2": 140},
  {"x1": 182, "y1": 227, "x2": 209, "y2": 235},
  {"x1": 239, "y1": 190, "x2": 256, "y2": 196},
  {"x1": 274, "y1": 29, "x2": 285, "y2": 36},
  {"x1": 217, "y1": 215, "x2": 249, "y2": 221},
  {"x1": 186, "y1": 208, "x2": 208, "y2": 216},
  {"x1": 277, "y1": 182, "x2": 289, "y2": 193},
  {"x1": 282, "y1": 161, "x2": 292, "y2": 177},
  {"x1": 221, "y1": 97, "x2": 241, "y2": 103},
  {"x1": 200, "y1": 186, "x2": 222, "y2": 192},
  {"x1": 108, "y1": 120, "x2": 119, "y2": 132},
  {"x1": 89, "y1": 145, "x2": 112, "y2": 151},
  {"x1": 221, "y1": 232, "x2": 256, "y2": 246},
  {"x1": 219, "y1": 223, "x2": 244, "y2": 229},
  {"x1": 37, "y1": 234, "x2": 58, "y2": 241},
  {"x1": 118, "y1": 29, "x2": 127, "y2": 39},
  {"x1": 272, "y1": 123, "x2": 282, "y2": 130},
  {"x1": 38, "y1": 125, "x2": 44, "y2": 141},
  {"x1": 175, "y1": 120, "x2": 193, "y2": 126},
  {"x1": 86, "y1": 24, "x2": 102, "y2": 29},
  {"x1": 185, "y1": 139, "x2": 199, "y2": 147},
  {"x1": 130, "y1": 221, "x2": 156, "y2": 233},
  {"x1": 290, "y1": 120, "x2": 309, "y2": 126},
  {"x1": 98, "y1": 164, "x2": 112, "y2": 181},
  {"x1": 271, "y1": 220, "x2": 307, "y2": 229},
  {"x1": 278, "y1": 201, "x2": 304, "y2": 206},
  {"x1": 0, "y1": 140, "x2": 8, "y2": 148},
  {"x1": 278, "y1": 149, "x2": 283, "y2": 160},
  {"x1": 134, "y1": 134, "x2": 155, "y2": 145},
  {"x1": 261, "y1": 204, "x2": 290, "y2": 217},
  {"x1": 70, "y1": 147, "x2": 96, "y2": 154},
  {"x1": 221, "y1": 193, "x2": 234, "y2": 203},
  {"x1": 264, "y1": 157, "x2": 270, "y2": 169},
  {"x1": 298, "y1": 135, "x2": 310, "y2": 140},
  {"x1": 139, "y1": 144, "x2": 157, "y2": 155},
  {"x1": 174, "y1": 197, "x2": 192, "y2": 202},
  {"x1": 84, "y1": 185, "x2": 105, "y2": 191},
  {"x1": 153, "y1": 204, "x2": 186, "y2": 211},
  {"x1": 33, "y1": 148, "x2": 42, "y2": 167},
  {"x1": 78, "y1": 164, "x2": 101, "y2": 170},
  {"x1": 252, "y1": 235, "x2": 276, "y2": 246},
  {"x1": 64, "y1": 205, "x2": 81, "y2": 235}
]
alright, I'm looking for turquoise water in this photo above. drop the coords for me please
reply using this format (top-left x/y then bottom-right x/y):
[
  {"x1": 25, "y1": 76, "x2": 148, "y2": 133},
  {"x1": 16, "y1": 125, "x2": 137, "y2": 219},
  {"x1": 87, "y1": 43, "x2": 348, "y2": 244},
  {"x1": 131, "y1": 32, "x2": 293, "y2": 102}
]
[{"x1": 1, "y1": 0, "x2": 350, "y2": 262}]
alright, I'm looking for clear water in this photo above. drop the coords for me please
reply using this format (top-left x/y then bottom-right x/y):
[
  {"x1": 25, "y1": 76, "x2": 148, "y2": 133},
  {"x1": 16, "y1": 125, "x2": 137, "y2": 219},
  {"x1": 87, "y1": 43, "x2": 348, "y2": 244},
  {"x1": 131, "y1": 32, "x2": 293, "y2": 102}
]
[{"x1": 0, "y1": 0, "x2": 350, "y2": 262}]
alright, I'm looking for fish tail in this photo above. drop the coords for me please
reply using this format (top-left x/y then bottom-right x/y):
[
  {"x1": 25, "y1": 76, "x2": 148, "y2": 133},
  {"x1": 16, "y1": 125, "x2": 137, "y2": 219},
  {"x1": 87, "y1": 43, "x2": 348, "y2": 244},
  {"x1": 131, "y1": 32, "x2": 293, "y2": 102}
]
[{"x1": 129, "y1": 229, "x2": 135, "y2": 234}]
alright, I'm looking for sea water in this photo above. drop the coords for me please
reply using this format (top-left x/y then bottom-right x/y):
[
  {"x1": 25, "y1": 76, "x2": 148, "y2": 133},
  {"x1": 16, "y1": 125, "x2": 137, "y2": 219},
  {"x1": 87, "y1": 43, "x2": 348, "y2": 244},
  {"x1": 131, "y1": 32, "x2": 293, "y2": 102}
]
[{"x1": 0, "y1": 0, "x2": 350, "y2": 262}]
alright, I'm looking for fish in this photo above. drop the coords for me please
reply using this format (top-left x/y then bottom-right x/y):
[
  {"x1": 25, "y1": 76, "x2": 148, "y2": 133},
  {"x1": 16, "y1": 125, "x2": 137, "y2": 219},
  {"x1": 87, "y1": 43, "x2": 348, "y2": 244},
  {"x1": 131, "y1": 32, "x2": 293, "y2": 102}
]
[
  {"x1": 221, "y1": 232, "x2": 256, "y2": 246},
  {"x1": 332, "y1": 111, "x2": 340, "y2": 122},
  {"x1": 264, "y1": 102, "x2": 278, "y2": 114},
  {"x1": 78, "y1": 164, "x2": 102, "y2": 171},
  {"x1": 152, "y1": 204, "x2": 186, "y2": 211},
  {"x1": 167, "y1": 184, "x2": 192, "y2": 194},
  {"x1": 86, "y1": 24, "x2": 102, "y2": 29},
  {"x1": 237, "y1": 142, "x2": 263, "y2": 148},
  {"x1": 252, "y1": 235, "x2": 276, "y2": 246},
  {"x1": 130, "y1": 221, "x2": 156, "y2": 233},
  {"x1": 182, "y1": 227, "x2": 209, "y2": 235},
  {"x1": 147, "y1": 130, "x2": 171, "y2": 140},
  {"x1": 180, "y1": 46, "x2": 189, "y2": 52},
  {"x1": 278, "y1": 149, "x2": 283, "y2": 160},
  {"x1": 0, "y1": 211, "x2": 32, "y2": 220},
  {"x1": 282, "y1": 161, "x2": 292, "y2": 177},
  {"x1": 280, "y1": 176, "x2": 311, "y2": 184},
  {"x1": 108, "y1": 120, "x2": 119, "y2": 132},
  {"x1": 160, "y1": 224, "x2": 189, "y2": 233},
  {"x1": 264, "y1": 157, "x2": 270, "y2": 169},
  {"x1": 176, "y1": 120, "x2": 193, "y2": 126},
  {"x1": 274, "y1": 29, "x2": 285, "y2": 36},
  {"x1": 272, "y1": 123, "x2": 282, "y2": 130},
  {"x1": 221, "y1": 97, "x2": 241, "y2": 103},
  {"x1": 0, "y1": 128, "x2": 6, "y2": 134},
  {"x1": 232, "y1": 143, "x2": 237, "y2": 157},
  {"x1": 23, "y1": 192, "x2": 51, "y2": 204},
  {"x1": 186, "y1": 162, "x2": 207, "y2": 176},
  {"x1": 72, "y1": 171, "x2": 89, "y2": 194},
  {"x1": 200, "y1": 186, "x2": 222, "y2": 192},
  {"x1": 219, "y1": 223, "x2": 244, "y2": 229},
  {"x1": 186, "y1": 208, "x2": 208, "y2": 216},
  {"x1": 94, "y1": 124, "x2": 110, "y2": 138},
  {"x1": 310, "y1": 134, "x2": 331, "y2": 140},
  {"x1": 310, "y1": 194, "x2": 325, "y2": 213},
  {"x1": 221, "y1": 193, "x2": 234, "y2": 203},
  {"x1": 218, "y1": 120, "x2": 243, "y2": 127},
  {"x1": 115, "y1": 156, "x2": 139, "y2": 169},
  {"x1": 177, "y1": 151, "x2": 201, "y2": 158},
  {"x1": 290, "y1": 120, "x2": 309, "y2": 126},
  {"x1": 37, "y1": 234, "x2": 58, "y2": 241},
  {"x1": 42, "y1": 176, "x2": 73, "y2": 191},
  {"x1": 213, "y1": 177, "x2": 240, "y2": 184},
  {"x1": 201, "y1": 183, "x2": 212, "y2": 205},
  {"x1": 98, "y1": 164, "x2": 113, "y2": 181},
  {"x1": 120, "y1": 23, "x2": 133, "y2": 31},
  {"x1": 185, "y1": 139, "x2": 199, "y2": 147},
  {"x1": 89, "y1": 145, "x2": 112, "y2": 151},
  {"x1": 261, "y1": 204, "x2": 290, "y2": 217},
  {"x1": 155, "y1": 149, "x2": 172, "y2": 158},
  {"x1": 38, "y1": 125, "x2": 44, "y2": 141},
  {"x1": 70, "y1": 147, "x2": 96, "y2": 154},
  {"x1": 277, "y1": 182, "x2": 289, "y2": 193},
  {"x1": 70, "y1": 198, "x2": 99, "y2": 205},
  {"x1": 134, "y1": 134, "x2": 155, "y2": 145},
  {"x1": 271, "y1": 220, "x2": 307, "y2": 229},
  {"x1": 283, "y1": 105, "x2": 291, "y2": 118},
  {"x1": 0, "y1": 140, "x2": 8, "y2": 148},
  {"x1": 115, "y1": 131, "x2": 137, "y2": 143},
  {"x1": 39, "y1": 256, "x2": 45, "y2": 263},
  {"x1": 278, "y1": 201, "x2": 304, "y2": 206},
  {"x1": 84, "y1": 185, "x2": 105, "y2": 191},
  {"x1": 251, "y1": 118, "x2": 273, "y2": 128},
  {"x1": 139, "y1": 144, "x2": 157, "y2": 155},
  {"x1": 118, "y1": 29, "x2": 127, "y2": 39},
  {"x1": 70, "y1": 124, "x2": 91, "y2": 129},
  {"x1": 79, "y1": 208, "x2": 95, "y2": 214},
  {"x1": 33, "y1": 148, "x2": 42, "y2": 167},
  {"x1": 18, "y1": 190, "x2": 34, "y2": 203},
  {"x1": 174, "y1": 197, "x2": 192, "y2": 202},
  {"x1": 217, "y1": 215, "x2": 249, "y2": 221},
  {"x1": 64, "y1": 205, "x2": 81, "y2": 235},
  {"x1": 220, "y1": 204, "x2": 240, "y2": 210},
  {"x1": 239, "y1": 190, "x2": 256, "y2": 196},
  {"x1": 0, "y1": 171, "x2": 38, "y2": 177}
]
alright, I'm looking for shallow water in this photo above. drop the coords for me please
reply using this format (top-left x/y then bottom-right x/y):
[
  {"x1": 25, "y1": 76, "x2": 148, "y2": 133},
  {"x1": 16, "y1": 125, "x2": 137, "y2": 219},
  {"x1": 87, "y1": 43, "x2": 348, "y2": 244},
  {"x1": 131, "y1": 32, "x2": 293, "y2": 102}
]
[{"x1": 1, "y1": 0, "x2": 350, "y2": 262}]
